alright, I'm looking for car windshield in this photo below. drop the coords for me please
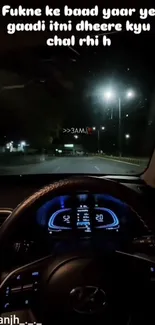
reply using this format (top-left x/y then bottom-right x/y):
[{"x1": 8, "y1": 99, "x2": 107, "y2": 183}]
[{"x1": 0, "y1": 13, "x2": 155, "y2": 175}]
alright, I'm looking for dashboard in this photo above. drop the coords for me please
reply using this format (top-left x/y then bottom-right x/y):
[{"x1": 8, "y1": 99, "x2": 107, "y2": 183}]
[
  {"x1": 0, "y1": 175, "x2": 154, "y2": 273},
  {"x1": 36, "y1": 193, "x2": 147, "y2": 238}
]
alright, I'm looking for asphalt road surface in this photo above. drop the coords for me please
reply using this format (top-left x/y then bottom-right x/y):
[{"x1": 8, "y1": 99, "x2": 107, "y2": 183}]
[{"x1": 0, "y1": 156, "x2": 147, "y2": 175}]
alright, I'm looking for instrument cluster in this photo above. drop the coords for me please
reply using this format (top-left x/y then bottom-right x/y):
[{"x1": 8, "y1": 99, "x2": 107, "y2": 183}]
[{"x1": 36, "y1": 193, "x2": 146, "y2": 237}]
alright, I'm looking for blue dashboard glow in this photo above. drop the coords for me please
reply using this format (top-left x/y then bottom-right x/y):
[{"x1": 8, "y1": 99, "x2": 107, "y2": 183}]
[
  {"x1": 37, "y1": 194, "x2": 124, "y2": 232},
  {"x1": 60, "y1": 196, "x2": 67, "y2": 209},
  {"x1": 37, "y1": 195, "x2": 70, "y2": 226},
  {"x1": 94, "y1": 194, "x2": 126, "y2": 207},
  {"x1": 78, "y1": 194, "x2": 88, "y2": 201},
  {"x1": 77, "y1": 222, "x2": 90, "y2": 226},
  {"x1": 94, "y1": 207, "x2": 119, "y2": 228},
  {"x1": 48, "y1": 208, "x2": 72, "y2": 230}
]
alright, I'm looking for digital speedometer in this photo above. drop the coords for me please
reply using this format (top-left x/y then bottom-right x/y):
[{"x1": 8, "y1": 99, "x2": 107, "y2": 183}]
[
  {"x1": 36, "y1": 193, "x2": 124, "y2": 235},
  {"x1": 48, "y1": 208, "x2": 72, "y2": 232},
  {"x1": 94, "y1": 207, "x2": 119, "y2": 230},
  {"x1": 76, "y1": 204, "x2": 91, "y2": 233}
]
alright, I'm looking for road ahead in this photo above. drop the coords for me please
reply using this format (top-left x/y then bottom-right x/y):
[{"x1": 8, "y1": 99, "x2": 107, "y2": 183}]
[{"x1": 0, "y1": 156, "x2": 147, "y2": 175}]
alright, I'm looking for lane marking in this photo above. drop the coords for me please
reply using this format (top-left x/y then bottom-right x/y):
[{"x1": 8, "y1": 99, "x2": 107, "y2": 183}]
[
  {"x1": 97, "y1": 157, "x2": 140, "y2": 166},
  {"x1": 55, "y1": 166, "x2": 60, "y2": 172},
  {"x1": 94, "y1": 166, "x2": 100, "y2": 171}
]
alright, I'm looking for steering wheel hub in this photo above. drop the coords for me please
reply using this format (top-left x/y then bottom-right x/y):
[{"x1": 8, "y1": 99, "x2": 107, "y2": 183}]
[
  {"x1": 41, "y1": 254, "x2": 130, "y2": 322},
  {"x1": 70, "y1": 286, "x2": 106, "y2": 314}
]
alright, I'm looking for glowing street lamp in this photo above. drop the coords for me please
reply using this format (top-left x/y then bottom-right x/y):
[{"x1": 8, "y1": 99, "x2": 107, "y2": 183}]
[
  {"x1": 21, "y1": 141, "x2": 26, "y2": 146},
  {"x1": 125, "y1": 134, "x2": 130, "y2": 139},
  {"x1": 127, "y1": 91, "x2": 134, "y2": 98},
  {"x1": 104, "y1": 91, "x2": 114, "y2": 100},
  {"x1": 103, "y1": 89, "x2": 135, "y2": 156},
  {"x1": 92, "y1": 126, "x2": 106, "y2": 153}
]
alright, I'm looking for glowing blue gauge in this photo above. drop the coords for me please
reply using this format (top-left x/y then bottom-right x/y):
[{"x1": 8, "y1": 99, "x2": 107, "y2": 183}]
[
  {"x1": 48, "y1": 208, "x2": 72, "y2": 231},
  {"x1": 94, "y1": 207, "x2": 119, "y2": 229},
  {"x1": 36, "y1": 196, "x2": 70, "y2": 227},
  {"x1": 94, "y1": 194, "x2": 126, "y2": 207}
]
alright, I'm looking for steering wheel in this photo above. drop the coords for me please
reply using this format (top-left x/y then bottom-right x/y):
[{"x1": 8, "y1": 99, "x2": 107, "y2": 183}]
[{"x1": 0, "y1": 177, "x2": 154, "y2": 324}]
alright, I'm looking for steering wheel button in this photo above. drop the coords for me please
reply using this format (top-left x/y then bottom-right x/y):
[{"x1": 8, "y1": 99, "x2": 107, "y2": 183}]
[
  {"x1": 11, "y1": 286, "x2": 22, "y2": 293},
  {"x1": 32, "y1": 271, "x2": 39, "y2": 276},
  {"x1": 5, "y1": 287, "x2": 10, "y2": 294},
  {"x1": 23, "y1": 284, "x2": 33, "y2": 291},
  {"x1": 4, "y1": 302, "x2": 10, "y2": 309},
  {"x1": 25, "y1": 299, "x2": 29, "y2": 305},
  {"x1": 11, "y1": 274, "x2": 22, "y2": 285}
]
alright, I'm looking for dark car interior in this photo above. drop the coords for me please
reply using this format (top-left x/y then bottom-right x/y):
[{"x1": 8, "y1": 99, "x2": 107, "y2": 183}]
[{"x1": 0, "y1": 172, "x2": 155, "y2": 324}]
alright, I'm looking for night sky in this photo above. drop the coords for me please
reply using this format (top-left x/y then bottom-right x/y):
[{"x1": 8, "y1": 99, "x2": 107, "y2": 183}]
[{"x1": 0, "y1": 3, "x2": 155, "y2": 156}]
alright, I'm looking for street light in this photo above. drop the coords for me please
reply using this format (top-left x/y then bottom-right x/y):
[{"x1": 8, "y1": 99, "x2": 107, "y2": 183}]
[
  {"x1": 104, "y1": 89, "x2": 135, "y2": 157},
  {"x1": 21, "y1": 141, "x2": 26, "y2": 146},
  {"x1": 92, "y1": 126, "x2": 105, "y2": 153},
  {"x1": 127, "y1": 91, "x2": 134, "y2": 98},
  {"x1": 125, "y1": 134, "x2": 130, "y2": 139},
  {"x1": 74, "y1": 135, "x2": 78, "y2": 139},
  {"x1": 104, "y1": 91, "x2": 114, "y2": 100}
]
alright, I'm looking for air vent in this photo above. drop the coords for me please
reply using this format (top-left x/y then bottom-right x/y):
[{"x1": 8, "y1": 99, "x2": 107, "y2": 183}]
[{"x1": 0, "y1": 209, "x2": 13, "y2": 227}]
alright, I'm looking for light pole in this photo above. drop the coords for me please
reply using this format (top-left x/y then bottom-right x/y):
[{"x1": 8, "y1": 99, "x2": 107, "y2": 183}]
[
  {"x1": 97, "y1": 129, "x2": 100, "y2": 153},
  {"x1": 92, "y1": 126, "x2": 105, "y2": 153},
  {"x1": 118, "y1": 97, "x2": 122, "y2": 157},
  {"x1": 104, "y1": 90, "x2": 135, "y2": 157}
]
